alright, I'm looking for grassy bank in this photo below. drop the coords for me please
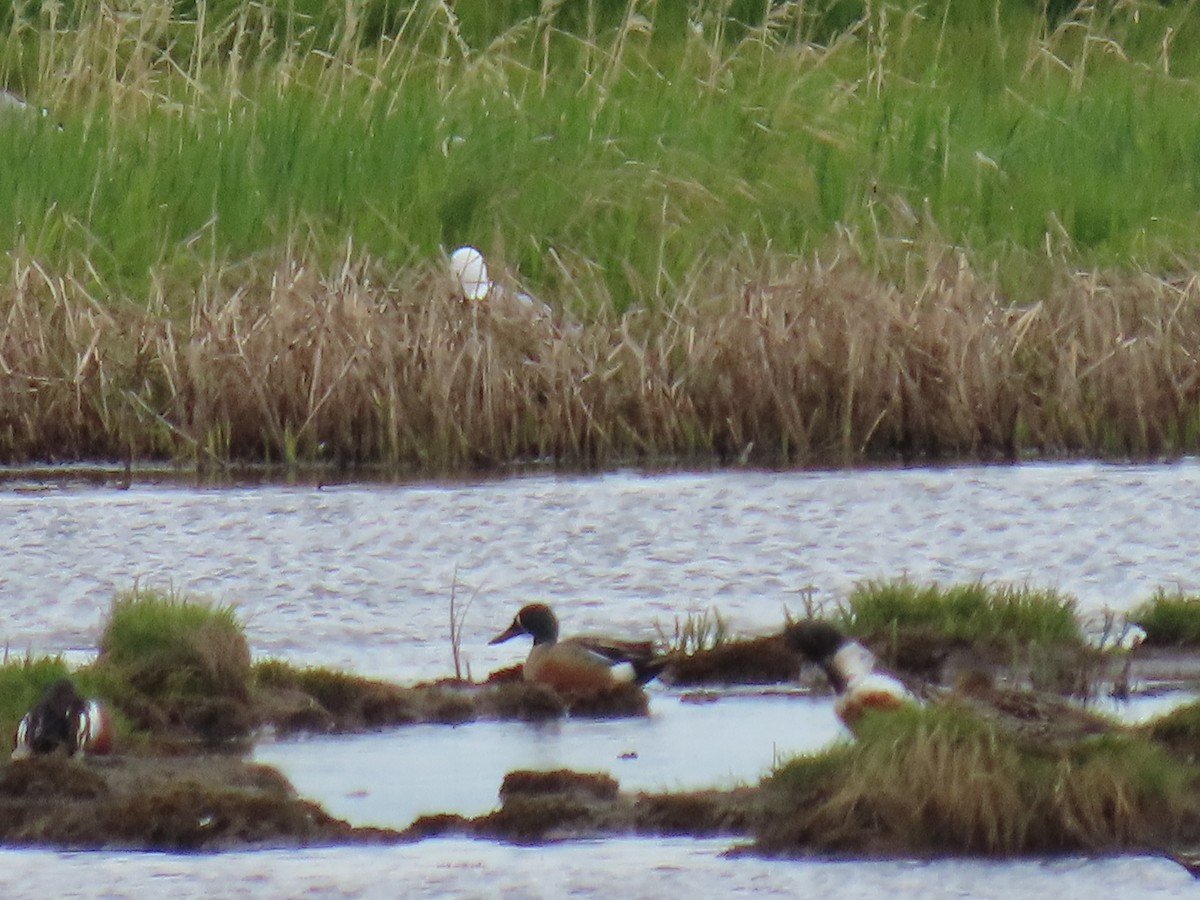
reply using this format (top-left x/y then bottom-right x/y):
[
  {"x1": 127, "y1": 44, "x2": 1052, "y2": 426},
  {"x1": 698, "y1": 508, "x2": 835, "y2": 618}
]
[
  {"x1": 0, "y1": 588, "x2": 655, "y2": 747},
  {"x1": 2, "y1": 2, "x2": 1200, "y2": 468},
  {"x1": 759, "y1": 702, "x2": 1200, "y2": 857}
]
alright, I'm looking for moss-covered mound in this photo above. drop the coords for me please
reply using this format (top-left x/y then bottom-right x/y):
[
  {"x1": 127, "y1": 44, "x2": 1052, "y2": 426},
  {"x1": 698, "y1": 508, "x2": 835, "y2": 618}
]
[
  {"x1": 406, "y1": 768, "x2": 761, "y2": 844},
  {"x1": 1141, "y1": 700, "x2": 1200, "y2": 764},
  {"x1": 0, "y1": 755, "x2": 401, "y2": 850},
  {"x1": 663, "y1": 634, "x2": 800, "y2": 686},
  {"x1": 90, "y1": 588, "x2": 255, "y2": 745}
]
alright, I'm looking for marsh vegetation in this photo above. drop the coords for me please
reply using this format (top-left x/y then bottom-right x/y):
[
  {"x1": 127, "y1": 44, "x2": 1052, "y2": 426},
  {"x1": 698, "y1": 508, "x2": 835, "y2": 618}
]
[
  {"x1": 3, "y1": 1, "x2": 1200, "y2": 468},
  {"x1": 6, "y1": 579, "x2": 1200, "y2": 854}
]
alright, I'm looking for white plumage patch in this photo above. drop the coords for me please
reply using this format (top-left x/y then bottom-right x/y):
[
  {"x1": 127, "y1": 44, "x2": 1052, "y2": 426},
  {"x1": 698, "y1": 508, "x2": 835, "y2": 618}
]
[
  {"x1": 830, "y1": 641, "x2": 879, "y2": 685},
  {"x1": 83, "y1": 700, "x2": 103, "y2": 743},
  {"x1": 830, "y1": 641, "x2": 915, "y2": 730},
  {"x1": 11, "y1": 714, "x2": 31, "y2": 760},
  {"x1": 449, "y1": 246, "x2": 492, "y2": 301},
  {"x1": 608, "y1": 661, "x2": 637, "y2": 684}
]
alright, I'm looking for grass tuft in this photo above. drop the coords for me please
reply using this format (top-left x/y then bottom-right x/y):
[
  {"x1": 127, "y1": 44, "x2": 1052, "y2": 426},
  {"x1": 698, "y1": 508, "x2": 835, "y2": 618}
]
[
  {"x1": 1131, "y1": 590, "x2": 1200, "y2": 647},
  {"x1": 760, "y1": 702, "x2": 1197, "y2": 855},
  {"x1": 97, "y1": 587, "x2": 250, "y2": 703},
  {"x1": 845, "y1": 578, "x2": 1081, "y2": 649},
  {"x1": 657, "y1": 607, "x2": 729, "y2": 655}
]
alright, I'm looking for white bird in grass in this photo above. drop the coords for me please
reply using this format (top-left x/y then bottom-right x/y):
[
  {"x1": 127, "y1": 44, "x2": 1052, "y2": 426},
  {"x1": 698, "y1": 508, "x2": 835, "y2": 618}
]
[
  {"x1": 449, "y1": 246, "x2": 492, "y2": 302},
  {"x1": 448, "y1": 245, "x2": 551, "y2": 319}
]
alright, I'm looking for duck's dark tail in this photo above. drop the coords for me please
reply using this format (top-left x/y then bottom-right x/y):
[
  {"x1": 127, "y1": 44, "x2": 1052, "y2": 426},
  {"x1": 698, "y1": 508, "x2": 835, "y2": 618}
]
[
  {"x1": 583, "y1": 638, "x2": 669, "y2": 685},
  {"x1": 628, "y1": 654, "x2": 671, "y2": 685}
]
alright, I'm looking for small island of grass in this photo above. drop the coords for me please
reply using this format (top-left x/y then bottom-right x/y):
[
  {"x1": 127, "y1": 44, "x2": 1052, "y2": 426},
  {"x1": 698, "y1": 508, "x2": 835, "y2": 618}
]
[{"x1": 4, "y1": 579, "x2": 1200, "y2": 861}]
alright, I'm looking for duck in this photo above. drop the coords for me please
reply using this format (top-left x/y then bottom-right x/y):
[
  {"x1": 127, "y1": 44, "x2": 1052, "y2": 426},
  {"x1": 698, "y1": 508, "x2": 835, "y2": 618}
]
[
  {"x1": 489, "y1": 603, "x2": 667, "y2": 699},
  {"x1": 783, "y1": 620, "x2": 916, "y2": 731},
  {"x1": 11, "y1": 677, "x2": 114, "y2": 760}
]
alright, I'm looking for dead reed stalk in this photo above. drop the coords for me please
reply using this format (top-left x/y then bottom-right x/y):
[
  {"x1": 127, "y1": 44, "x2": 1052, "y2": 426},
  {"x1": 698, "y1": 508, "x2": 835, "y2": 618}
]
[{"x1": 5, "y1": 246, "x2": 1200, "y2": 469}]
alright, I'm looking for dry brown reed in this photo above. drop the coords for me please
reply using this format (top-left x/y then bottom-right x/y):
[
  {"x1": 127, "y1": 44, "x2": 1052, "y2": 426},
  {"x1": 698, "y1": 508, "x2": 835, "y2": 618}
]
[{"x1": 5, "y1": 245, "x2": 1200, "y2": 468}]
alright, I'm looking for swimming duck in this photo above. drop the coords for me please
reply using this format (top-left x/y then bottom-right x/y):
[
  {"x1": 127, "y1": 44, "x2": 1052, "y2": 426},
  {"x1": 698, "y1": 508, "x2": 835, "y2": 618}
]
[
  {"x1": 784, "y1": 620, "x2": 915, "y2": 731},
  {"x1": 11, "y1": 677, "x2": 114, "y2": 760},
  {"x1": 489, "y1": 603, "x2": 667, "y2": 698}
]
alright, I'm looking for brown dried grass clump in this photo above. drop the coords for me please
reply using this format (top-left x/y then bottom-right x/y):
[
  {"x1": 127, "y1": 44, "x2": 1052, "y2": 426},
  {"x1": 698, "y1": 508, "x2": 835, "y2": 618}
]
[
  {"x1": 5, "y1": 247, "x2": 1200, "y2": 468},
  {"x1": 0, "y1": 755, "x2": 401, "y2": 850}
]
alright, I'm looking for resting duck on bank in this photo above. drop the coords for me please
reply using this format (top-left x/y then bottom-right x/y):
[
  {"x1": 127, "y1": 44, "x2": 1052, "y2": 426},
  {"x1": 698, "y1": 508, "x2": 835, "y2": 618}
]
[
  {"x1": 784, "y1": 620, "x2": 916, "y2": 731},
  {"x1": 12, "y1": 677, "x2": 114, "y2": 760},
  {"x1": 489, "y1": 603, "x2": 667, "y2": 699}
]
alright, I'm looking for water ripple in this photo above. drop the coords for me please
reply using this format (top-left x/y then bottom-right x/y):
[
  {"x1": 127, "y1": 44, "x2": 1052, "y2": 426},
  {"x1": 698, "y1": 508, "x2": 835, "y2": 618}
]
[{"x1": 4, "y1": 460, "x2": 1200, "y2": 682}]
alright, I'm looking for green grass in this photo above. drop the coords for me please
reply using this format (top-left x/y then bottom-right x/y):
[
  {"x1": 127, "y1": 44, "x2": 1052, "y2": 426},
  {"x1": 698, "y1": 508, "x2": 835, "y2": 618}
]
[
  {"x1": 1142, "y1": 699, "x2": 1200, "y2": 759},
  {"x1": 2, "y1": 1, "x2": 1200, "y2": 308},
  {"x1": 1132, "y1": 589, "x2": 1200, "y2": 647},
  {"x1": 253, "y1": 658, "x2": 389, "y2": 712},
  {"x1": 761, "y1": 701, "x2": 1198, "y2": 854},
  {"x1": 843, "y1": 578, "x2": 1081, "y2": 647},
  {"x1": 0, "y1": 653, "x2": 71, "y2": 736},
  {"x1": 97, "y1": 587, "x2": 251, "y2": 702}
]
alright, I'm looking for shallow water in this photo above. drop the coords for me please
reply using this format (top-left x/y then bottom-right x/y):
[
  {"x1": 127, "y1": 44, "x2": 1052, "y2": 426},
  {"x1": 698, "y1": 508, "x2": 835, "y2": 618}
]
[
  {"x1": 4, "y1": 459, "x2": 1200, "y2": 682},
  {"x1": 254, "y1": 690, "x2": 842, "y2": 827},
  {"x1": 253, "y1": 687, "x2": 1191, "y2": 831},
  {"x1": 6, "y1": 460, "x2": 1200, "y2": 896},
  {"x1": 1, "y1": 840, "x2": 1197, "y2": 899},
  {"x1": 2, "y1": 839, "x2": 1197, "y2": 899}
]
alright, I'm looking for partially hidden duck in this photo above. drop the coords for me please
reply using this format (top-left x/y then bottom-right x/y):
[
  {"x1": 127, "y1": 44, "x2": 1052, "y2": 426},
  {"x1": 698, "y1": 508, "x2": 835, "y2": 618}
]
[
  {"x1": 12, "y1": 677, "x2": 114, "y2": 760},
  {"x1": 784, "y1": 620, "x2": 915, "y2": 732}
]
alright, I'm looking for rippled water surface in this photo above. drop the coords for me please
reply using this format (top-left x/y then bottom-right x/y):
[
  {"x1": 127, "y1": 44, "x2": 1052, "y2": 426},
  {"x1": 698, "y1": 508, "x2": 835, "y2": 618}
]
[
  {"x1": 5, "y1": 460, "x2": 1200, "y2": 897},
  {"x1": 5, "y1": 460, "x2": 1200, "y2": 681},
  {"x1": 1, "y1": 841, "x2": 1197, "y2": 899}
]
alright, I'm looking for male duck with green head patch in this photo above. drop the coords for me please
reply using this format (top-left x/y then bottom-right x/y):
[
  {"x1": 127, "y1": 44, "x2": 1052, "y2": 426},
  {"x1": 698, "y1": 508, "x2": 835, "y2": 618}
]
[{"x1": 489, "y1": 603, "x2": 667, "y2": 699}]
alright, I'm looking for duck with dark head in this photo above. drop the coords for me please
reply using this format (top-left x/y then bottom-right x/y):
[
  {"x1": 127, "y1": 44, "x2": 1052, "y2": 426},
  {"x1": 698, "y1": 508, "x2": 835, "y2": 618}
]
[
  {"x1": 784, "y1": 620, "x2": 915, "y2": 732},
  {"x1": 489, "y1": 603, "x2": 667, "y2": 700},
  {"x1": 12, "y1": 677, "x2": 114, "y2": 760}
]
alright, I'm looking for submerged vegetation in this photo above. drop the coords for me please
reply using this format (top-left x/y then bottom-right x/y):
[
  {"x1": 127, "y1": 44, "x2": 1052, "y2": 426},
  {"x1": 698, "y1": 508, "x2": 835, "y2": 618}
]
[{"x1": 3, "y1": 1, "x2": 1200, "y2": 468}]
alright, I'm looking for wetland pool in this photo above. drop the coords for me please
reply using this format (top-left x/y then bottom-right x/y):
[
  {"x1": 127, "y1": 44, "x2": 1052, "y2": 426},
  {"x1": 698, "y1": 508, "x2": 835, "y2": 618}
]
[{"x1": 4, "y1": 459, "x2": 1200, "y2": 895}]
